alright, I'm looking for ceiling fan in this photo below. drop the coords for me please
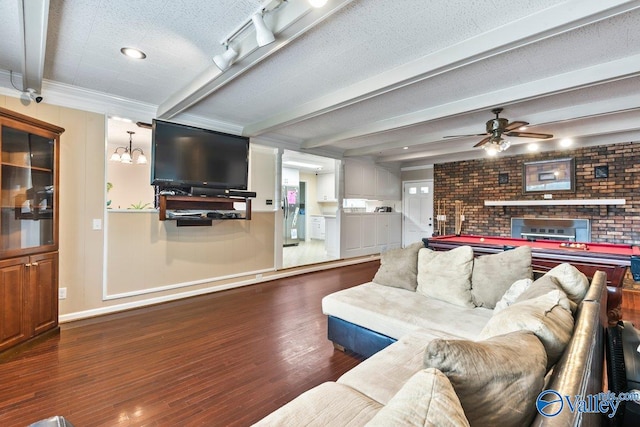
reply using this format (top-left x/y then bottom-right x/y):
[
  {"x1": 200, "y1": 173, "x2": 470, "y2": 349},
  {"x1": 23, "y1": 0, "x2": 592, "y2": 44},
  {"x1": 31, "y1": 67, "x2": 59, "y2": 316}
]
[{"x1": 444, "y1": 108, "x2": 553, "y2": 153}]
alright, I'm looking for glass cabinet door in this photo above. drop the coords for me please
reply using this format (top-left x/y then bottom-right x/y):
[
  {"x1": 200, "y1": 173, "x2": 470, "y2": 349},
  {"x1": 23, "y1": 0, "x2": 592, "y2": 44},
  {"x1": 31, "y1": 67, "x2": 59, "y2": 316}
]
[{"x1": 1, "y1": 126, "x2": 55, "y2": 252}]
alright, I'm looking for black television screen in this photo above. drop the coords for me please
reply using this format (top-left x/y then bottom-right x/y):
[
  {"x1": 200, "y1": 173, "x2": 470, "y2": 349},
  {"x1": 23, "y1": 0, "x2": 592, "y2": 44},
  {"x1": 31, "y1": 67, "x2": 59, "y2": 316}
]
[{"x1": 151, "y1": 119, "x2": 249, "y2": 190}]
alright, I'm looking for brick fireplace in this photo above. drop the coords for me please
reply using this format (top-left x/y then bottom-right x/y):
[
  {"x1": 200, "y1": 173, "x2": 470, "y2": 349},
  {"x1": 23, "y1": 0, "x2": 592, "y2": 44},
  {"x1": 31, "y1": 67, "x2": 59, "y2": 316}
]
[
  {"x1": 433, "y1": 141, "x2": 640, "y2": 245},
  {"x1": 511, "y1": 218, "x2": 590, "y2": 242}
]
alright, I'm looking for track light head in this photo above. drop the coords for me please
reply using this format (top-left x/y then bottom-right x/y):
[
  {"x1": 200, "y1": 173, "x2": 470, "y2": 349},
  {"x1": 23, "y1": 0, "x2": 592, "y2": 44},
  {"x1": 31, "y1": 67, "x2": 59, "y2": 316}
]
[
  {"x1": 213, "y1": 44, "x2": 239, "y2": 71},
  {"x1": 251, "y1": 13, "x2": 275, "y2": 47}
]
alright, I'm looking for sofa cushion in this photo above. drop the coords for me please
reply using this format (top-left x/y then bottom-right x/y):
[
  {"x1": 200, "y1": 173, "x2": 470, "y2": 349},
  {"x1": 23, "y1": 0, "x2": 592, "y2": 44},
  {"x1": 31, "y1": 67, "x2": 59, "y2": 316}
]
[
  {"x1": 323, "y1": 282, "x2": 493, "y2": 342},
  {"x1": 416, "y1": 246, "x2": 475, "y2": 308},
  {"x1": 515, "y1": 274, "x2": 563, "y2": 301},
  {"x1": 372, "y1": 242, "x2": 423, "y2": 291},
  {"x1": 423, "y1": 331, "x2": 547, "y2": 427},
  {"x1": 251, "y1": 382, "x2": 381, "y2": 426},
  {"x1": 479, "y1": 290, "x2": 574, "y2": 367},
  {"x1": 494, "y1": 278, "x2": 533, "y2": 314},
  {"x1": 471, "y1": 246, "x2": 533, "y2": 309},
  {"x1": 338, "y1": 330, "x2": 450, "y2": 405},
  {"x1": 545, "y1": 263, "x2": 589, "y2": 305},
  {"x1": 365, "y1": 368, "x2": 469, "y2": 427},
  {"x1": 516, "y1": 274, "x2": 577, "y2": 313}
]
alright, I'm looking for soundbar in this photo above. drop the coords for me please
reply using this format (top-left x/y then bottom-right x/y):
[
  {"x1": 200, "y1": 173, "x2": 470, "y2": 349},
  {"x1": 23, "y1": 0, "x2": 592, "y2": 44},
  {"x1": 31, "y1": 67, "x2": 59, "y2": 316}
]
[{"x1": 190, "y1": 187, "x2": 256, "y2": 198}]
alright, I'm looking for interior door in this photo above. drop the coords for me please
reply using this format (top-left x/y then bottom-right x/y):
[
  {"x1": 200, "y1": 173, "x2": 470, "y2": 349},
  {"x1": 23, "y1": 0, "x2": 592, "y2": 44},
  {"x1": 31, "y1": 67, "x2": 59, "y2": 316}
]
[{"x1": 402, "y1": 180, "x2": 434, "y2": 247}]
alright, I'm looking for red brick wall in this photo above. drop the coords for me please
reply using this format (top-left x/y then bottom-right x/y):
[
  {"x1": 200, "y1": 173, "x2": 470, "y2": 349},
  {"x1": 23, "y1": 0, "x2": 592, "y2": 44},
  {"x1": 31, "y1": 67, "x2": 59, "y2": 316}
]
[{"x1": 434, "y1": 142, "x2": 640, "y2": 244}]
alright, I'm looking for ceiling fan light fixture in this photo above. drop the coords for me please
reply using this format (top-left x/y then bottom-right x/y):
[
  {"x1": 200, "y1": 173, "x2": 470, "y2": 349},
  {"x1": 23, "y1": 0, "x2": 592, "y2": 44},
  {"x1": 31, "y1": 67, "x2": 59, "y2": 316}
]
[
  {"x1": 252, "y1": 12, "x2": 275, "y2": 47},
  {"x1": 482, "y1": 136, "x2": 510, "y2": 155},
  {"x1": 485, "y1": 146, "x2": 498, "y2": 156}
]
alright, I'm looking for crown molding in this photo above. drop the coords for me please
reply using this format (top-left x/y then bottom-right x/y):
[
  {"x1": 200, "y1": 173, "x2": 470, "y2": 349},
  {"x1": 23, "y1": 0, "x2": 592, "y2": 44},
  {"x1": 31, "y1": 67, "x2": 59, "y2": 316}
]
[{"x1": 0, "y1": 69, "x2": 242, "y2": 134}]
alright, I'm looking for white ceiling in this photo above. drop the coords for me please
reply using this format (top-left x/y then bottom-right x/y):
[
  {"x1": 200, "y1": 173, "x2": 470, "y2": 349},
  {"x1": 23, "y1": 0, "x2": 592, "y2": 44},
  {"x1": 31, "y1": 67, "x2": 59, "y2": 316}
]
[{"x1": 1, "y1": 0, "x2": 639, "y2": 167}]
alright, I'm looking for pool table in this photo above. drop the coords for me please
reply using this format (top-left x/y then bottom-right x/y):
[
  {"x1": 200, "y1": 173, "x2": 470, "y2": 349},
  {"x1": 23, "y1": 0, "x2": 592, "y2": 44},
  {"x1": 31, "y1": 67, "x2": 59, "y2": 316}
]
[{"x1": 423, "y1": 234, "x2": 640, "y2": 288}]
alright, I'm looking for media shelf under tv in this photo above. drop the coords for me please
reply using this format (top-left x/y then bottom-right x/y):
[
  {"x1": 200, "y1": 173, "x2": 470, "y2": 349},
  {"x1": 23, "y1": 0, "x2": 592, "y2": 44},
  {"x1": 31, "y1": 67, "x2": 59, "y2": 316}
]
[{"x1": 158, "y1": 195, "x2": 252, "y2": 226}]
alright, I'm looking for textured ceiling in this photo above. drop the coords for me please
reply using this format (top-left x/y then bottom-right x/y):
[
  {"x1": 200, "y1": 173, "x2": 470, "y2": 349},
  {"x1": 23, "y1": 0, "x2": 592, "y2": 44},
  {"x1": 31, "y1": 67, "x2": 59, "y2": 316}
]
[{"x1": 1, "y1": 0, "x2": 639, "y2": 167}]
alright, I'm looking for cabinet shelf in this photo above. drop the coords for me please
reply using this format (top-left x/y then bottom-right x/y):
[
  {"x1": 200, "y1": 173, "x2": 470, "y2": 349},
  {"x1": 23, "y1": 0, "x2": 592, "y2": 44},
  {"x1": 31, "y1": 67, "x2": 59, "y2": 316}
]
[
  {"x1": 1, "y1": 162, "x2": 52, "y2": 173},
  {"x1": 158, "y1": 195, "x2": 252, "y2": 226}
]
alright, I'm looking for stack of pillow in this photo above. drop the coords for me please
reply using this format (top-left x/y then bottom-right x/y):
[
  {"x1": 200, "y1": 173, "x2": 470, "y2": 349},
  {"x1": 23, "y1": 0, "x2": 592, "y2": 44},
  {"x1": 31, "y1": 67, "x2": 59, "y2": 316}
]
[{"x1": 367, "y1": 244, "x2": 591, "y2": 426}]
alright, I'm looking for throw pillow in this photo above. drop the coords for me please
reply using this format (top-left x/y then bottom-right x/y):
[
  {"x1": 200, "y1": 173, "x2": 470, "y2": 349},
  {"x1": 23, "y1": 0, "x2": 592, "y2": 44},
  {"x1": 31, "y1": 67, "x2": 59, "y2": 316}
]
[
  {"x1": 372, "y1": 242, "x2": 424, "y2": 291},
  {"x1": 516, "y1": 274, "x2": 577, "y2": 313},
  {"x1": 366, "y1": 368, "x2": 470, "y2": 427},
  {"x1": 471, "y1": 246, "x2": 533, "y2": 308},
  {"x1": 416, "y1": 246, "x2": 474, "y2": 308},
  {"x1": 423, "y1": 331, "x2": 547, "y2": 427},
  {"x1": 545, "y1": 263, "x2": 589, "y2": 305},
  {"x1": 493, "y1": 278, "x2": 533, "y2": 314},
  {"x1": 479, "y1": 290, "x2": 574, "y2": 368}
]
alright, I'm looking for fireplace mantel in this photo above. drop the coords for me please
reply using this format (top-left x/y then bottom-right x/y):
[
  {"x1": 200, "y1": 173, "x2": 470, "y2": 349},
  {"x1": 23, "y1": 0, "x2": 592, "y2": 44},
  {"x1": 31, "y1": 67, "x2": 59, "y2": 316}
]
[{"x1": 484, "y1": 199, "x2": 626, "y2": 207}]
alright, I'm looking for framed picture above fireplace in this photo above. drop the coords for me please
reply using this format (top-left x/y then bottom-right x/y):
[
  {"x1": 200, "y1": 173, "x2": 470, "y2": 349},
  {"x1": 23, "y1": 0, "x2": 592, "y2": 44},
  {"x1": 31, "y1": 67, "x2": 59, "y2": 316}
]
[{"x1": 523, "y1": 158, "x2": 575, "y2": 193}]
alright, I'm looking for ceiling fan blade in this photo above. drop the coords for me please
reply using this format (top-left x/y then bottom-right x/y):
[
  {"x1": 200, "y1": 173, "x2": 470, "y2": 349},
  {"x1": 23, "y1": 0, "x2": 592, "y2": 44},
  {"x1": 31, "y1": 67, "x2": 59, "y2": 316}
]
[
  {"x1": 473, "y1": 136, "x2": 491, "y2": 147},
  {"x1": 443, "y1": 133, "x2": 487, "y2": 138},
  {"x1": 505, "y1": 131, "x2": 553, "y2": 139},
  {"x1": 503, "y1": 121, "x2": 529, "y2": 132}
]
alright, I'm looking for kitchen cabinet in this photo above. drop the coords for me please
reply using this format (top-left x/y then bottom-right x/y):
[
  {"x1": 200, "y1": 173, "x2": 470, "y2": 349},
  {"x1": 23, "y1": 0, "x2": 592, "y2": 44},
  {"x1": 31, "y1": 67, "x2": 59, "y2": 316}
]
[
  {"x1": 310, "y1": 215, "x2": 326, "y2": 240},
  {"x1": 317, "y1": 173, "x2": 336, "y2": 202},
  {"x1": 341, "y1": 212, "x2": 401, "y2": 258},
  {"x1": 344, "y1": 159, "x2": 400, "y2": 200}
]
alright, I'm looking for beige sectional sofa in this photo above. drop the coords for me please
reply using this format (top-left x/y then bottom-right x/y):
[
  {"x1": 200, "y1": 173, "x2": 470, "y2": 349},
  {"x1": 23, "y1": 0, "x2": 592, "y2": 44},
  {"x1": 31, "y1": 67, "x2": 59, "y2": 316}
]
[{"x1": 254, "y1": 244, "x2": 610, "y2": 426}]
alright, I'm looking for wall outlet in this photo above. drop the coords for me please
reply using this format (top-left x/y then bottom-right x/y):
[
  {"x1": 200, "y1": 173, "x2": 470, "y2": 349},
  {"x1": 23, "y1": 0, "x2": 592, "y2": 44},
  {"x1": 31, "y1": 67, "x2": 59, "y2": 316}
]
[
  {"x1": 543, "y1": 194, "x2": 553, "y2": 199},
  {"x1": 58, "y1": 287, "x2": 67, "y2": 300},
  {"x1": 256, "y1": 273, "x2": 263, "y2": 279},
  {"x1": 92, "y1": 219, "x2": 102, "y2": 230}
]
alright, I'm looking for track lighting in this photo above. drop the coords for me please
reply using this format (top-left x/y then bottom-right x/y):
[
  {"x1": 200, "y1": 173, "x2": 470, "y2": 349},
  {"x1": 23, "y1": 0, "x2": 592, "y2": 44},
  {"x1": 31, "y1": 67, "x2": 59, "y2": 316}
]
[
  {"x1": 212, "y1": 0, "x2": 288, "y2": 72},
  {"x1": 213, "y1": 43, "x2": 239, "y2": 71},
  {"x1": 251, "y1": 12, "x2": 275, "y2": 47}
]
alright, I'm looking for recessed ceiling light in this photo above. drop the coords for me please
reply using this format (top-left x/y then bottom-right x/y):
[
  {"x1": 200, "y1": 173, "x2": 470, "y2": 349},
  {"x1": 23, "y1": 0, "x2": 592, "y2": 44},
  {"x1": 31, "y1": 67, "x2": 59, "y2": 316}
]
[
  {"x1": 403, "y1": 146, "x2": 408, "y2": 150},
  {"x1": 120, "y1": 47, "x2": 147, "y2": 59},
  {"x1": 308, "y1": 0, "x2": 328, "y2": 7},
  {"x1": 528, "y1": 143, "x2": 539, "y2": 151},
  {"x1": 560, "y1": 138, "x2": 573, "y2": 147}
]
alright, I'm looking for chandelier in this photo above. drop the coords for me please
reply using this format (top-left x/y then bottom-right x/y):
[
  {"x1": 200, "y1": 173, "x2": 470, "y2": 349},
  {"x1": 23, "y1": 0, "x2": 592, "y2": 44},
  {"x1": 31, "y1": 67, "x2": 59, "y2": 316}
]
[{"x1": 109, "y1": 131, "x2": 147, "y2": 164}]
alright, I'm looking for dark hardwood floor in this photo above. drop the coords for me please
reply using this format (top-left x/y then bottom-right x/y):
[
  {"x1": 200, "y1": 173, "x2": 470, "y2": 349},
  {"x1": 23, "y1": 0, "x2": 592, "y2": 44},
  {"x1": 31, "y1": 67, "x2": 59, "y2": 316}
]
[
  {"x1": 3, "y1": 260, "x2": 638, "y2": 427},
  {"x1": 0, "y1": 261, "x2": 378, "y2": 427}
]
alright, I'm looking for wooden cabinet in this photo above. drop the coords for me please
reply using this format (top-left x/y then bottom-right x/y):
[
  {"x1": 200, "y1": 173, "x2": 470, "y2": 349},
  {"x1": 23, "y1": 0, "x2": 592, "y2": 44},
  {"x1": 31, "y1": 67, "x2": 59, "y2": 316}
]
[{"x1": 0, "y1": 107, "x2": 63, "y2": 354}]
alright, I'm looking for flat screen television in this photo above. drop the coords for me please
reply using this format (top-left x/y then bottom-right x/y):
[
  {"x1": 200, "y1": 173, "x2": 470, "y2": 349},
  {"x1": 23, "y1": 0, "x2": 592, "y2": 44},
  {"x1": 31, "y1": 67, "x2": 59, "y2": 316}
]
[{"x1": 151, "y1": 119, "x2": 249, "y2": 190}]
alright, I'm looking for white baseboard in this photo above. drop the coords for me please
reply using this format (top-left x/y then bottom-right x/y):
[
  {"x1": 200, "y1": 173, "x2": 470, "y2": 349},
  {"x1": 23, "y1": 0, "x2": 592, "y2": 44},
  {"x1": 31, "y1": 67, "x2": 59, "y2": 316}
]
[{"x1": 59, "y1": 256, "x2": 379, "y2": 323}]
